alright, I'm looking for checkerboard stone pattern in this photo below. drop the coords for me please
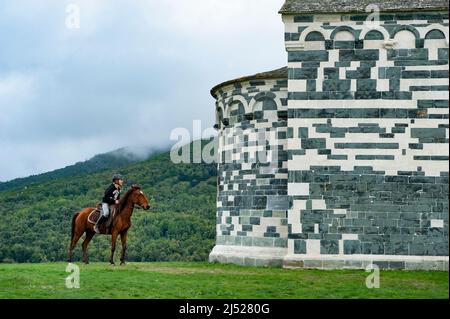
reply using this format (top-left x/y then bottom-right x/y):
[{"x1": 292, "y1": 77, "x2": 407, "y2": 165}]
[
  {"x1": 210, "y1": 8, "x2": 449, "y2": 270},
  {"x1": 209, "y1": 78, "x2": 290, "y2": 267}
]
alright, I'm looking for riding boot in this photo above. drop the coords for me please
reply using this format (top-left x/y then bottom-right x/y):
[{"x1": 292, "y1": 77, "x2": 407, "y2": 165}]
[{"x1": 94, "y1": 215, "x2": 107, "y2": 234}]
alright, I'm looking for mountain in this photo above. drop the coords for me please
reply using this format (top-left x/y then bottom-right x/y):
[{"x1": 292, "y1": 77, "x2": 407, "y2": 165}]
[
  {"x1": 0, "y1": 140, "x2": 218, "y2": 263},
  {"x1": 0, "y1": 145, "x2": 169, "y2": 192}
]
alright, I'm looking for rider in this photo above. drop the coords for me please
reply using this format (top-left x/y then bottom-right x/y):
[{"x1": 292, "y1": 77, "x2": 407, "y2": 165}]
[{"x1": 94, "y1": 174, "x2": 124, "y2": 233}]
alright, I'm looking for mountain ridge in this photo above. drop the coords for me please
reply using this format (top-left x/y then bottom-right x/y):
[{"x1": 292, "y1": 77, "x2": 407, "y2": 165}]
[{"x1": 0, "y1": 145, "x2": 170, "y2": 192}]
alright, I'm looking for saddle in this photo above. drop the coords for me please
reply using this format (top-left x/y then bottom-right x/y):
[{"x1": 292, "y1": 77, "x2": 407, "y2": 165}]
[{"x1": 87, "y1": 203, "x2": 119, "y2": 235}]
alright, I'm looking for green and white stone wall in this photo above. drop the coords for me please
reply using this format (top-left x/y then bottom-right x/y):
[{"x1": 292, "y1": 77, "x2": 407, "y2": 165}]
[
  {"x1": 283, "y1": 11, "x2": 449, "y2": 270},
  {"x1": 209, "y1": 78, "x2": 290, "y2": 266},
  {"x1": 209, "y1": 8, "x2": 449, "y2": 270}
]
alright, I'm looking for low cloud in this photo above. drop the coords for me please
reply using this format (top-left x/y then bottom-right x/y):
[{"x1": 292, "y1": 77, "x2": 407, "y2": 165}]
[{"x1": 0, "y1": 0, "x2": 285, "y2": 181}]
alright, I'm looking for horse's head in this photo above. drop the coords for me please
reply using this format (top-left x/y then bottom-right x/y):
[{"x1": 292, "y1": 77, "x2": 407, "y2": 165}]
[{"x1": 130, "y1": 185, "x2": 150, "y2": 210}]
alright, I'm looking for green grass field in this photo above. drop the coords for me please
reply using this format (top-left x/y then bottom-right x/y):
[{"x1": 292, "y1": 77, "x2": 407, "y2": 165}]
[{"x1": 0, "y1": 262, "x2": 447, "y2": 299}]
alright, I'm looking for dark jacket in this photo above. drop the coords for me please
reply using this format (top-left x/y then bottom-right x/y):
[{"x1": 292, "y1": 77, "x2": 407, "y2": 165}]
[{"x1": 102, "y1": 184, "x2": 121, "y2": 205}]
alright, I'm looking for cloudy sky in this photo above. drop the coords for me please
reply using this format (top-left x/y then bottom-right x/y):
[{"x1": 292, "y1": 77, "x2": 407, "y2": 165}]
[{"x1": 0, "y1": 0, "x2": 286, "y2": 181}]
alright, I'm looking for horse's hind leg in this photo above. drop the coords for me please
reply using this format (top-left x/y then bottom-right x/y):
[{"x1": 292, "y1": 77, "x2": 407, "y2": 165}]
[
  {"x1": 68, "y1": 230, "x2": 83, "y2": 263},
  {"x1": 82, "y1": 230, "x2": 95, "y2": 264}
]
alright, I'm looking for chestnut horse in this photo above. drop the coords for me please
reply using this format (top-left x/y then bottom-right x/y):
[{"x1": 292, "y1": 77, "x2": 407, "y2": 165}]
[{"x1": 68, "y1": 185, "x2": 150, "y2": 265}]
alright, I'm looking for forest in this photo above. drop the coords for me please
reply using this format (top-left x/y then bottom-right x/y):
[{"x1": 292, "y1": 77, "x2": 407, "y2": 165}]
[{"x1": 0, "y1": 140, "x2": 217, "y2": 263}]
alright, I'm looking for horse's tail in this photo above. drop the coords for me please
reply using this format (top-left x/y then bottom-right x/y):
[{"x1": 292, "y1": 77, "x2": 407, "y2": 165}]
[{"x1": 71, "y1": 212, "x2": 80, "y2": 241}]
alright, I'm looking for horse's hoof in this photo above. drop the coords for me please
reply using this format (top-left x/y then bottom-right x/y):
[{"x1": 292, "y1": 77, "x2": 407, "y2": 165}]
[
  {"x1": 120, "y1": 262, "x2": 126, "y2": 266},
  {"x1": 110, "y1": 263, "x2": 115, "y2": 266}
]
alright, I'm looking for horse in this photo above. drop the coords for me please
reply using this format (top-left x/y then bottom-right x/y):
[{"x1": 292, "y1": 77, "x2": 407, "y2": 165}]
[{"x1": 68, "y1": 185, "x2": 150, "y2": 265}]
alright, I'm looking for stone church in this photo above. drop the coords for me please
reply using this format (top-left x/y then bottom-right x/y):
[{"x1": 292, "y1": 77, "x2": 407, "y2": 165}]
[{"x1": 209, "y1": 0, "x2": 449, "y2": 270}]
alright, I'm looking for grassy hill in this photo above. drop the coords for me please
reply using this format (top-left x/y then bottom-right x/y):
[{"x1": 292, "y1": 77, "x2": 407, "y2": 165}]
[
  {"x1": 0, "y1": 140, "x2": 217, "y2": 263},
  {"x1": 0, "y1": 262, "x2": 448, "y2": 299}
]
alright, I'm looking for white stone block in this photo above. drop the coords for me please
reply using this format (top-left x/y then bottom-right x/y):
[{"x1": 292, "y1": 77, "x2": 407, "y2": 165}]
[
  {"x1": 377, "y1": 79, "x2": 390, "y2": 91},
  {"x1": 312, "y1": 200, "x2": 327, "y2": 209},
  {"x1": 342, "y1": 234, "x2": 359, "y2": 240},
  {"x1": 288, "y1": 183, "x2": 310, "y2": 196},
  {"x1": 292, "y1": 200, "x2": 307, "y2": 211},
  {"x1": 306, "y1": 239, "x2": 321, "y2": 255},
  {"x1": 430, "y1": 219, "x2": 444, "y2": 228},
  {"x1": 334, "y1": 209, "x2": 347, "y2": 215},
  {"x1": 288, "y1": 80, "x2": 307, "y2": 92}
]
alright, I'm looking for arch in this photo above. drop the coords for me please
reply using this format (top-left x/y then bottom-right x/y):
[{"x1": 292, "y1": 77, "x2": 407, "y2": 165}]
[
  {"x1": 304, "y1": 31, "x2": 326, "y2": 50},
  {"x1": 361, "y1": 29, "x2": 386, "y2": 49},
  {"x1": 253, "y1": 98, "x2": 277, "y2": 112},
  {"x1": 419, "y1": 24, "x2": 449, "y2": 42},
  {"x1": 299, "y1": 26, "x2": 330, "y2": 46},
  {"x1": 330, "y1": 26, "x2": 358, "y2": 40},
  {"x1": 226, "y1": 95, "x2": 250, "y2": 115},
  {"x1": 393, "y1": 29, "x2": 417, "y2": 48},
  {"x1": 359, "y1": 26, "x2": 390, "y2": 41},
  {"x1": 424, "y1": 29, "x2": 448, "y2": 50},
  {"x1": 390, "y1": 25, "x2": 420, "y2": 40},
  {"x1": 226, "y1": 100, "x2": 245, "y2": 124},
  {"x1": 334, "y1": 30, "x2": 355, "y2": 41},
  {"x1": 305, "y1": 31, "x2": 325, "y2": 41},
  {"x1": 425, "y1": 29, "x2": 446, "y2": 40},
  {"x1": 248, "y1": 92, "x2": 283, "y2": 113},
  {"x1": 254, "y1": 91, "x2": 277, "y2": 101}
]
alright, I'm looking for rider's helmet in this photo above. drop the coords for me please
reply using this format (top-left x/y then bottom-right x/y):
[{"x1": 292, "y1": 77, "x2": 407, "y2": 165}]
[{"x1": 112, "y1": 174, "x2": 124, "y2": 182}]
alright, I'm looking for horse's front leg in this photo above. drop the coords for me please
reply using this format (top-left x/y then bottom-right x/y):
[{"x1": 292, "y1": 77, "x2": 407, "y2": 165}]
[
  {"x1": 120, "y1": 230, "x2": 128, "y2": 266},
  {"x1": 110, "y1": 230, "x2": 119, "y2": 265}
]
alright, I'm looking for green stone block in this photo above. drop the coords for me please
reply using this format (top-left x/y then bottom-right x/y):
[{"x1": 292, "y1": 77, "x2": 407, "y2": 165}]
[
  {"x1": 274, "y1": 238, "x2": 288, "y2": 248},
  {"x1": 272, "y1": 211, "x2": 287, "y2": 218},
  {"x1": 302, "y1": 138, "x2": 326, "y2": 149},
  {"x1": 320, "y1": 240, "x2": 339, "y2": 254},
  {"x1": 240, "y1": 210, "x2": 251, "y2": 216},
  {"x1": 357, "y1": 79, "x2": 377, "y2": 91},
  {"x1": 298, "y1": 127, "x2": 309, "y2": 138},
  {"x1": 323, "y1": 79, "x2": 351, "y2": 91},
  {"x1": 344, "y1": 240, "x2": 361, "y2": 254},
  {"x1": 340, "y1": 49, "x2": 379, "y2": 61},
  {"x1": 253, "y1": 237, "x2": 274, "y2": 247},
  {"x1": 387, "y1": 49, "x2": 428, "y2": 61},
  {"x1": 294, "y1": 239, "x2": 307, "y2": 254},
  {"x1": 289, "y1": 50, "x2": 329, "y2": 62},
  {"x1": 294, "y1": 15, "x2": 314, "y2": 22},
  {"x1": 242, "y1": 236, "x2": 253, "y2": 247},
  {"x1": 411, "y1": 128, "x2": 446, "y2": 139},
  {"x1": 402, "y1": 70, "x2": 431, "y2": 78},
  {"x1": 438, "y1": 48, "x2": 448, "y2": 60}
]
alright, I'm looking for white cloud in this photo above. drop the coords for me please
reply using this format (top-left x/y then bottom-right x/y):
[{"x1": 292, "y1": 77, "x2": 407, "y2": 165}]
[
  {"x1": 0, "y1": 0, "x2": 286, "y2": 181},
  {"x1": 0, "y1": 72, "x2": 38, "y2": 124}
]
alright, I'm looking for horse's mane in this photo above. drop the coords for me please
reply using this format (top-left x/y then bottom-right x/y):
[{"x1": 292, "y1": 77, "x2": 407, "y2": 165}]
[{"x1": 119, "y1": 186, "x2": 139, "y2": 210}]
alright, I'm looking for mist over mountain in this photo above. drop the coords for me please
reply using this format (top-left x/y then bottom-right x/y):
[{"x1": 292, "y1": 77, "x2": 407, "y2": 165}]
[{"x1": 0, "y1": 144, "x2": 171, "y2": 192}]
